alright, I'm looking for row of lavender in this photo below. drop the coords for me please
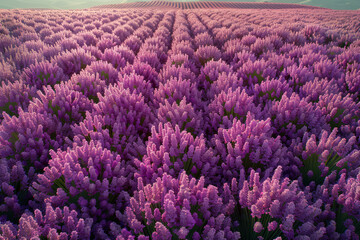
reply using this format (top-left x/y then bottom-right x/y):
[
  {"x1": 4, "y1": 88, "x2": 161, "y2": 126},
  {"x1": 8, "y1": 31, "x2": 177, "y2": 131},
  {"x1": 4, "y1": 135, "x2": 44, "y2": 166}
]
[{"x1": 0, "y1": 7, "x2": 360, "y2": 239}]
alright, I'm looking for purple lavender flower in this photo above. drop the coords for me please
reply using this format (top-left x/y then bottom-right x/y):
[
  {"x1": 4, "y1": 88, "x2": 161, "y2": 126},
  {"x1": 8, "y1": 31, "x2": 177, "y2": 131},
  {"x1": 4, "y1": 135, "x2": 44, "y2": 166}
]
[
  {"x1": 212, "y1": 113, "x2": 289, "y2": 181},
  {"x1": 123, "y1": 35, "x2": 142, "y2": 54},
  {"x1": 194, "y1": 32, "x2": 214, "y2": 48},
  {"x1": 297, "y1": 128, "x2": 359, "y2": 186},
  {"x1": 171, "y1": 40, "x2": 195, "y2": 58},
  {"x1": 96, "y1": 38, "x2": 116, "y2": 53},
  {"x1": 22, "y1": 61, "x2": 67, "y2": 90},
  {"x1": 28, "y1": 82, "x2": 93, "y2": 126},
  {"x1": 316, "y1": 93, "x2": 360, "y2": 134},
  {"x1": 102, "y1": 46, "x2": 135, "y2": 70},
  {"x1": 159, "y1": 65, "x2": 196, "y2": 83},
  {"x1": 237, "y1": 59, "x2": 277, "y2": 87},
  {"x1": 31, "y1": 140, "x2": 134, "y2": 238},
  {"x1": 134, "y1": 122, "x2": 219, "y2": 184},
  {"x1": 207, "y1": 72, "x2": 243, "y2": 100},
  {"x1": 117, "y1": 73, "x2": 153, "y2": 103},
  {"x1": 156, "y1": 98, "x2": 204, "y2": 136},
  {"x1": 250, "y1": 78, "x2": 292, "y2": 106},
  {"x1": 121, "y1": 62, "x2": 159, "y2": 89},
  {"x1": 208, "y1": 87, "x2": 258, "y2": 132},
  {"x1": 53, "y1": 48, "x2": 96, "y2": 77},
  {"x1": 281, "y1": 65, "x2": 315, "y2": 92},
  {"x1": 269, "y1": 93, "x2": 328, "y2": 146},
  {"x1": 0, "y1": 204, "x2": 93, "y2": 239},
  {"x1": 238, "y1": 166, "x2": 324, "y2": 239},
  {"x1": 136, "y1": 51, "x2": 162, "y2": 72},
  {"x1": 153, "y1": 77, "x2": 203, "y2": 110},
  {"x1": 194, "y1": 45, "x2": 221, "y2": 67},
  {"x1": 165, "y1": 53, "x2": 198, "y2": 75},
  {"x1": 0, "y1": 80, "x2": 37, "y2": 119},
  {"x1": 121, "y1": 172, "x2": 240, "y2": 239},
  {"x1": 93, "y1": 83, "x2": 154, "y2": 140},
  {"x1": 299, "y1": 78, "x2": 339, "y2": 103},
  {"x1": 83, "y1": 60, "x2": 119, "y2": 85},
  {"x1": 198, "y1": 60, "x2": 233, "y2": 91},
  {"x1": 68, "y1": 72, "x2": 107, "y2": 103}
]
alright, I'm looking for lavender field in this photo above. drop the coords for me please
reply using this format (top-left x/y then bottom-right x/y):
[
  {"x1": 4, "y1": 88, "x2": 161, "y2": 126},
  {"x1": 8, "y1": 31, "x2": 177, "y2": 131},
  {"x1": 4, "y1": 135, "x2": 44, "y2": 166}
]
[{"x1": 0, "y1": 4, "x2": 360, "y2": 239}]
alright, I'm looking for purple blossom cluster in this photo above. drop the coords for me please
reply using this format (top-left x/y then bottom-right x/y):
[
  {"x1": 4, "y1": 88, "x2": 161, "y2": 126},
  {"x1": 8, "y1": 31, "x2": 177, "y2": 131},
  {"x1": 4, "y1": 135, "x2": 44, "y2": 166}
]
[{"x1": 0, "y1": 6, "x2": 360, "y2": 240}]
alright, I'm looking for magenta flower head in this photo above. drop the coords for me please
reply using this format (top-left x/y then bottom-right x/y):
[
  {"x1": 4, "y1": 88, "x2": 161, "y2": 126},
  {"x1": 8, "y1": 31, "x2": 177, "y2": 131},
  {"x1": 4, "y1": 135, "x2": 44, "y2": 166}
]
[
  {"x1": 134, "y1": 123, "x2": 219, "y2": 185},
  {"x1": 159, "y1": 65, "x2": 196, "y2": 84},
  {"x1": 341, "y1": 62, "x2": 360, "y2": 96},
  {"x1": 123, "y1": 35, "x2": 142, "y2": 54},
  {"x1": 194, "y1": 32, "x2": 214, "y2": 48},
  {"x1": 117, "y1": 73, "x2": 153, "y2": 103},
  {"x1": 6, "y1": 45, "x2": 44, "y2": 71},
  {"x1": 96, "y1": 37, "x2": 116, "y2": 53},
  {"x1": 93, "y1": 83, "x2": 154, "y2": 140},
  {"x1": 194, "y1": 45, "x2": 221, "y2": 67},
  {"x1": 113, "y1": 25, "x2": 131, "y2": 43},
  {"x1": 28, "y1": 82, "x2": 93, "y2": 128},
  {"x1": 153, "y1": 77, "x2": 203, "y2": 110},
  {"x1": 102, "y1": 45, "x2": 135, "y2": 70},
  {"x1": 317, "y1": 93, "x2": 360, "y2": 136},
  {"x1": 251, "y1": 78, "x2": 292, "y2": 106},
  {"x1": 156, "y1": 98, "x2": 204, "y2": 136},
  {"x1": 121, "y1": 61, "x2": 159, "y2": 88},
  {"x1": 0, "y1": 109, "x2": 60, "y2": 221},
  {"x1": 198, "y1": 60, "x2": 233, "y2": 91},
  {"x1": 208, "y1": 72, "x2": 243, "y2": 100},
  {"x1": 222, "y1": 39, "x2": 248, "y2": 63},
  {"x1": 208, "y1": 87, "x2": 258, "y2": 132},
  {"x1": 281, "y1": 65, "x2": 315, "y2": 92},
  {"x1": 31, "y1": 140, "x2": 134, "y2": 238},
  {"x1": 237, "y1": 59, "x2": 277, "y2": 87},
  {"x1": 68, "y1": 71, "x2": 107, "y2": 103},
  {"x1": 231, "y1": 50, "x2": 257, "y2": 72},
  {"x1": 299, "y1": 77, "x2": 339, "y2": 103},
  {"x1": 171, "y1": 40, "x2": 195, "y2": 58},
  {"x1": 213, "y1": 112, "x2": 289, "y2": 180},
  {"x1": 238, "y1": 166, "x2": 324, "y2": 239},
  {"x1": 0, "y1": 109, "x2": 58, "y2": 172},
  {"x1": 58, "y1": 38, "x2": 80, "y2": 52},
  {"x1": 23, "y1": 40, "x2": 44, "y2": 52},
  {"x1": 53, "y1": 48, "x2": 96, "y2": 78},
  {"x1": 22, "y1": 61, "x2": 67, "y2": 90},
  {"x1": 78, "y1": 31, "x2": 97, "y2": 47},
  {"x1": 71, "y1": 110, "x2": 146, "y2": 162},
  {"x1": 269, "y1": 93, "x2": 328, "y2": 147},
  {"x1": 0, "y1": 204, "x2": 93, "y2": 239},
  {"x1": 0, "y1": 59, "x2": 16, "y2": 83},
  {"x1": 136, "y1": 50, "x2": 162, "y2": 72},
  {"x1": 121, "y1": 172, "x2": 240, "y2": 240},
  {"x1": 297, "y1": 127, "x2": 359, "y2": 186},
  {"x1": 83, "y1": 60, "x2": 119, "y2": 85},
  {"x1": 166, "y1": 53, "x2": 198, "y2": 75},
  {"x1": 0, "y1": 80, "x2": 37, "y2": 119}
]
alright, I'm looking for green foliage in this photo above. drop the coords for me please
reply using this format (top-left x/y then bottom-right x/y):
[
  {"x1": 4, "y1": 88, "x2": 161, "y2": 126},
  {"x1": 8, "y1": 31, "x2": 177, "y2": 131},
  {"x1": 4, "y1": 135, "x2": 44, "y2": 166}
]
[
  {"x1": 172, "y1": 60, "x2": 184, "y2": 67},
  {"x1": 300, "y1": 151, "x2": 344, "y2": 186},
  {"x1": 248, "y1": 71, "x2": 264, "y2": 84},
  {"x1": 232, "y1": 206, "x2": 284, "y2": 240},
  {"x1": 258, "y1": 89, "x2": 282, "y2": 101},
  {"x1": 0, "y1": 101, "x2": 18, "y2": 117},
  {"x1": 199, "y1": 57, "x2": 213, "y2": 66},
  {"x1": 48, "y1": 99, "x2": 60, "y2": 117},
  {"x1": 100, "y1": 70, "x2": 109, "y2": 80}
]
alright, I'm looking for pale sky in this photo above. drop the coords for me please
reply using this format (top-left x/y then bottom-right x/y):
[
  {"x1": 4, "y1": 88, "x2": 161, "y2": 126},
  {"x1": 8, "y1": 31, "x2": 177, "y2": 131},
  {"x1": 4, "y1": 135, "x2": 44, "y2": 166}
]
[{"x1": 0, "y1": 0, "x2": 358, "y2": 10}]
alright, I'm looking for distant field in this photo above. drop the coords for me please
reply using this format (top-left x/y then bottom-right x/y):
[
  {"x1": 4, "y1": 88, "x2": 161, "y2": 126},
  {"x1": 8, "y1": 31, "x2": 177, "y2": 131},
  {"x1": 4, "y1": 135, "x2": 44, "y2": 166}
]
[
  {"x1": 0, "y1": 0, "x2": 360, "y2": 10},
  {"x1": 0, "y1": 4, "x2": 360, "y2": 240},
  {"x1": 92, "y1": 1, "x2": 325, "y2": 9}
]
